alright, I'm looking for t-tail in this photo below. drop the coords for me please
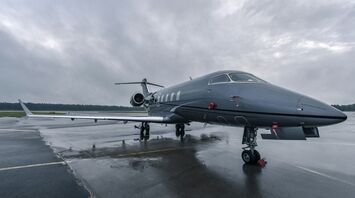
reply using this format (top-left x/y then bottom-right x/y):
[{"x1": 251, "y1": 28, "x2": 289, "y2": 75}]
[{"x1": 115, "y1": 78, "x2": 164, "y2": 97}]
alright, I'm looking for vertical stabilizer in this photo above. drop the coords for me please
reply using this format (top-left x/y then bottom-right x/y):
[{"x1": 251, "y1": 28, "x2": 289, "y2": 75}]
[{"x1": 140, "y1": 78, "x2": 149, "y2": 97}]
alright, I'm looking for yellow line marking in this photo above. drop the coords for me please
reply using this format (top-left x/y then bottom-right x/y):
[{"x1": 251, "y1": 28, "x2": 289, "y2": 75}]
[{"x1": 0, "y1": 161, "x2": 67, "y2": 171}]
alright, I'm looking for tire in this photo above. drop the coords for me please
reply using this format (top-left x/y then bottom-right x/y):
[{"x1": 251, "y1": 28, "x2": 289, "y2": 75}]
[
  {"x1": 145, "y1": 125, "x2": 150, "y2": 135},
  {"x1": 180, "y1": 128, "x2": 185, "y2": 137},
  {"x1": 242, "y1": 150, "x2": 253, "y2": 164},
  {"x1": 253, "y1": 150, "x2": 261, "y2": 162},
  {"x1": 241, "y1": 150, "x2": 260, "y2": 164},
  {"x1": 175, "y1": 124, "x2": 181, "y2": 137},
  {"x1": 145, "y1": 125, "x2": 150, "y2": 140},
  {"x1": 140, "y1": 126, "x2": 145, "y2": 140}
]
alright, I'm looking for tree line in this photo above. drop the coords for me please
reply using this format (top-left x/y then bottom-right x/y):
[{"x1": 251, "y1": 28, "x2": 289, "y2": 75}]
[
  {"x1": 0, "y1": 102, "x2": 145, "y2": 112},
  {"x1": 332, "y1": 104, "x2": 355, "y2": 111}
]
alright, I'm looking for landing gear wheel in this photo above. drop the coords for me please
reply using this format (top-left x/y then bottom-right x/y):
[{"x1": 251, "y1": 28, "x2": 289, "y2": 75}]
[
  {"x1": 242, "y1": 150, "x2": 254, "y2": 164},
  {"x1": 175, "y1": 124, "x2": 181, "y2": 137},
  {"x1": 140, "y1": 125, "x2": 145, "y2": 140},
  {"x1": 144, "y1": 124, "x2": 150, "y2": 140},
  {"x1": 180, "y1": 128, "x2": 185, "y2": 138},
  {"x1": 253, "y1": 150, "x2": 261, "y2": 162},
  {"x1": 175, "y1": 124, "x2": 185, "y2": 139},
  {"x1": 241, "y1": 150, "x2": 261, "y2": 164},
  {"x1": 140, "y1": 122, "x2": 150, "y2": 141}
]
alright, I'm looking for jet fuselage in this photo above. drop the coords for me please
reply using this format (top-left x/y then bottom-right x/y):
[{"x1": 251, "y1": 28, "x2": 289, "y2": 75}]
[{"x1": 148, "y1": 70, "x2": 347, "y2": 128}]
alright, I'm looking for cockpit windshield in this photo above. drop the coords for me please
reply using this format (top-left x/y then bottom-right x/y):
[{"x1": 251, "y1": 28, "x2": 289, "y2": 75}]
[
  {"x1": 210, "y1": 74, "x2": 231, "y2": 84},
  {"x1": 228, "y1": 73, "x2": 266, "y2": 83}
]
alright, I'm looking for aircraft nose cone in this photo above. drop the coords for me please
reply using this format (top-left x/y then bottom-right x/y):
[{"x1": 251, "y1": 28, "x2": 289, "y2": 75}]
[
  {"x1": 326, "y1": 105, "x2": 347, "y2": 121},
  {"x1": 298, "y1": 97, "x2": 347, "y2": 125}
]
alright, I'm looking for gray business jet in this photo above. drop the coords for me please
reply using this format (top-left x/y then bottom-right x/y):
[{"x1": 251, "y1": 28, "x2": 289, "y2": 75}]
[{"x1": 19, "y1": 70, "x2": 347, "y2": 164}]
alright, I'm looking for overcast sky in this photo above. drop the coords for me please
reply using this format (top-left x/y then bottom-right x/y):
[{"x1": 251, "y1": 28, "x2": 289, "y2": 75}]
[{"x1": 0, "y1": 0, "x2": 354, "y2": 106}]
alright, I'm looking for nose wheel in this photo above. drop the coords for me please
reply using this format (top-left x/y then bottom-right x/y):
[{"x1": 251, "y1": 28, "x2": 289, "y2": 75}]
[
  {"x1": 241, "y1": 150, "x2": 261, "y2": 164},
  {"x1": 242, "y1": 127, "x2": 261, "y2": 164},
  {"x1": 140, "y1": 122, "x2": 150, "y2": 140}
]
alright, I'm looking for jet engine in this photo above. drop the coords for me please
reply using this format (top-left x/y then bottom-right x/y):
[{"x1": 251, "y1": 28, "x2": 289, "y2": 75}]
[{"x1": 130, "y1": 92, "x2": 145, "y2": 106}]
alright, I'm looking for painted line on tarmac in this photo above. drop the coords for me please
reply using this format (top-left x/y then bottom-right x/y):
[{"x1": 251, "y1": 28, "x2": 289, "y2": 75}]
[
  {"x1": 0, "y1": 161, "x2": 69, "y2": 172},
  {"x1": 261, "y1": 155, "x2": 355, "y2": 188},
  {"x1": 0, "y1": 129, "x2": 37, "y2": 132},
  {"x1": 295, "y1": 165, "x2": 355, "y2": 187},
  {"x1": 305, "y1": 141, "x2": 355, "y2": 147}
]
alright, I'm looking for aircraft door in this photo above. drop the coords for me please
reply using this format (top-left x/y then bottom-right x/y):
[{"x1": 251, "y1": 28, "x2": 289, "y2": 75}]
[{"x1": 207, "y1": 74, "x2": 241, "y2": 124}]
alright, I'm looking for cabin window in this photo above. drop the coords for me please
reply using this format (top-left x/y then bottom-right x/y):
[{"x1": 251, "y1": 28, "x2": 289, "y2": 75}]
[
  {"x1": 170, "y1": 92, "x2": 175, "y2": 101},
  {"x1": 210, "y1": 74, "x2": 231, "y2": 84},
  {"x1": 176, "y1": 91, "x2": 181, "y2": 101},
  {"x1": 157, "y1": 95, "x2": 160, "y2": 102},
  {"x1": 228, "y1": 73, "x2": 266, "y2": 83}
]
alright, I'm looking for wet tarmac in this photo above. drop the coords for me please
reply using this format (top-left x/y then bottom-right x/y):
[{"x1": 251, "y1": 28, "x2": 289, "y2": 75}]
[
  {"x1": 0, "y1": 118, "x2": 90, "y2": 198},
  {"x1": 1, "y1": 112, "x2": 355, "y2": 198}
]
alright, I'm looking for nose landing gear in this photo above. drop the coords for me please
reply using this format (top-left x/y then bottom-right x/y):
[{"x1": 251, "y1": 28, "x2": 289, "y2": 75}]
[
  {"x1": 242, "y1": 127, "x2": 261, "y2": 165},
  {"x1": 140, "y1": 122, "x2": 150, "y2": 140}
]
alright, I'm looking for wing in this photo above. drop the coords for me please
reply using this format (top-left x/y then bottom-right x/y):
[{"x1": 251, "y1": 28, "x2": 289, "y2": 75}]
[{"x1": 18, "y1": 100, "x2": 167, "y2": 123}]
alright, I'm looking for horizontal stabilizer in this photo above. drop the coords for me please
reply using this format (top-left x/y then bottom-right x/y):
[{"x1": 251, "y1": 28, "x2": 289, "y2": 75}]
[
  {"x1": 115, "y1": 80, "x2": 164, "y2": 88},
  {"x1": 115, "y1": 78, "x2": 164, "y2": 97}
]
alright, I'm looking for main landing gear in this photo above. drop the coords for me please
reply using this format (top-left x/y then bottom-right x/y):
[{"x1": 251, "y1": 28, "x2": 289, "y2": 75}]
[
  {"x1": 140, "y1": 122, "x2": 150, "y2": 141},
  {"x1": 175, "y1": 123, "x2": 185, "y2": 139},
  {"x1": 242, "y1": 127, "x2": 261, "y2": 165}
]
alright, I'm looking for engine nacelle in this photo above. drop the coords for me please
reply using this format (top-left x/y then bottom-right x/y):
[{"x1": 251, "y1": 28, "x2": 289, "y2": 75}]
[{"x1": 130, "y1": 92, "x2": 145, "y2": 107}]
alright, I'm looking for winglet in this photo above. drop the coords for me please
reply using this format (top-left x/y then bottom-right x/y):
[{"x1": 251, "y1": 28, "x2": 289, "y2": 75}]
[{"x1": 18, "y1": 99, "x2": 33, "y2": 116}]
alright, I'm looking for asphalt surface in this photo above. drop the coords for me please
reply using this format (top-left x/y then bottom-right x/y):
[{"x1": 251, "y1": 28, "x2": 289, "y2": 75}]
[
  {"x1": 1, "y1": 112, "x2": 355, "y2": 198},
  {"x1": 0, "y1": 118, "x2": 90, "y2": 198}
]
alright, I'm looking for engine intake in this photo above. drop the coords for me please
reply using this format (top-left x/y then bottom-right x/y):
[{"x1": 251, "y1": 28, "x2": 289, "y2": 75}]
[{"x1": 130, "y1": 92, "x2": 145, "y2": 106}]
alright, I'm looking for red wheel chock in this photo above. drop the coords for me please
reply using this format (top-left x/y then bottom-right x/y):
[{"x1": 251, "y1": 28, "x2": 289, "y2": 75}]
[{"x1": 257, "y1": 158, "x2": 267, "y2": 167}]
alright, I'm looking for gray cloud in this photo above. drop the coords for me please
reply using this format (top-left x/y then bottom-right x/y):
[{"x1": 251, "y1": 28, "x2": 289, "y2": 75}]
[{"x1": 0, "y1": 0, "x2": 354, "y2": 105}]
